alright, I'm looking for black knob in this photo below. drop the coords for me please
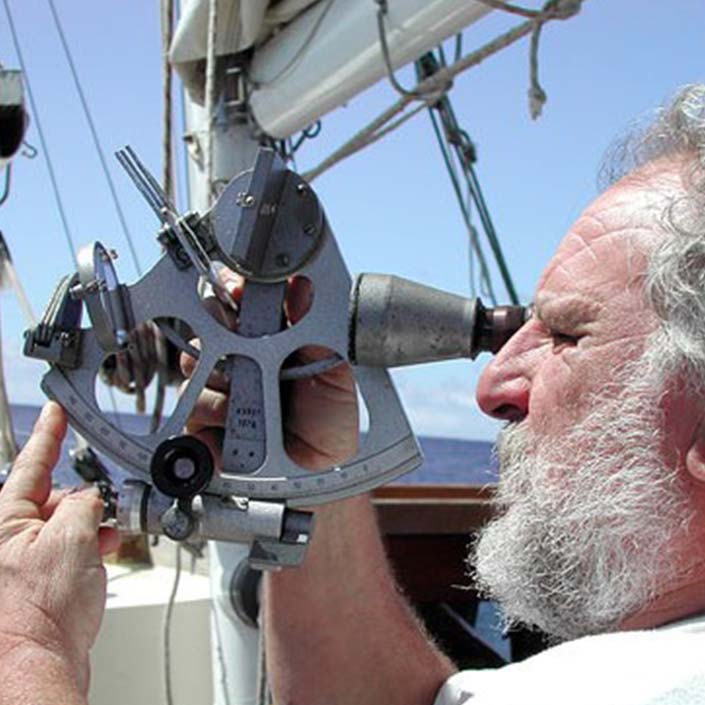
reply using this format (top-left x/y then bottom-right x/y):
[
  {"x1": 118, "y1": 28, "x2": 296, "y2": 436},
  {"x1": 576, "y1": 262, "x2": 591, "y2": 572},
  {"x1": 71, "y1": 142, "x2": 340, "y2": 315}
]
[{"x1": 150, "y1": 435, "x2": 214, "y2": 500}]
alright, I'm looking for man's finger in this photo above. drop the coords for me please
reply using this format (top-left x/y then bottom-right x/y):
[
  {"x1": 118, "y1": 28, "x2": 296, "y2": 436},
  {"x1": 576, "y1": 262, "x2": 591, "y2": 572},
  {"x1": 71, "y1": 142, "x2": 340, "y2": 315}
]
[
  {"x1": 284, "y1": 276, "x2": 313, "y2": 325},
  {"x1": 39, "y1": 488, "x2": 73, "y2": 521},
  {"x1": 0, "y1": 403, "x2": 67, "y2": 513},
  {"x1": 190, "y1": 428, "x2": 224, "y2": 468},
  {"x1": 44, "y1": 486, "x2": 104, "y2": 538},
  {"x1": 185, "y1": 388, "x2": 228, "y2": 433},
  {"x1": 98, "y1": 526, "x2": 120, "y2": 556},
  {"x1": 180, "y1": 345, "x2": 229, "y2": 392}
]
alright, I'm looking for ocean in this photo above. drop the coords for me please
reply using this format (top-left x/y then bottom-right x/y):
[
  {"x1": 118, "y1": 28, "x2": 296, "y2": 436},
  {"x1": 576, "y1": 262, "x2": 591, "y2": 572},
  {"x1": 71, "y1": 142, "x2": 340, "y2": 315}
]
[{"x1": 8, "y1": 403, "x2": 498, "y2": 488}]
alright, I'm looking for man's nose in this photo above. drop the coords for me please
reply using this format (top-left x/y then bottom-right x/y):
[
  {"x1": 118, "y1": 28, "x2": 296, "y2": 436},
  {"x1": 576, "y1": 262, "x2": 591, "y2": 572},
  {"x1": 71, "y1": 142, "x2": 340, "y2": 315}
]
[{"x1": 475, "y1": 326, "x2": 534, "y2": 422}]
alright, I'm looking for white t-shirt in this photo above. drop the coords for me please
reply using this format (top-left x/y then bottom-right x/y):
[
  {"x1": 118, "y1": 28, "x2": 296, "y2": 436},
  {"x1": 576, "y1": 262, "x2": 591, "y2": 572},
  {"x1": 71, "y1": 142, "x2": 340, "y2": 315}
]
[{"x1": 434, "y1": 615, "x2": 705, "y2": 705}]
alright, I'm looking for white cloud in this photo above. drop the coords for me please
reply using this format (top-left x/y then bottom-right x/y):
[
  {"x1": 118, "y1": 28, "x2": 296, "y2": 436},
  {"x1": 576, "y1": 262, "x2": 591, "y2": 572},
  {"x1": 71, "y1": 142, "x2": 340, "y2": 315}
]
[{"x1": 393, "y1": 369, "x2": 502, "y2": 441}]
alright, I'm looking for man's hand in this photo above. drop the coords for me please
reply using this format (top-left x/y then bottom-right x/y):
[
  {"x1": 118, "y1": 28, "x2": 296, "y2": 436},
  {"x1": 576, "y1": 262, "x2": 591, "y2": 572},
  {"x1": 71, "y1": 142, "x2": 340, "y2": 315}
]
[
  {"x1": 0, "y1": 402, "x2": 119, "y2": 698},
  {"x1": 182, "y1": 274, "x2": 359, "y2": 471}
]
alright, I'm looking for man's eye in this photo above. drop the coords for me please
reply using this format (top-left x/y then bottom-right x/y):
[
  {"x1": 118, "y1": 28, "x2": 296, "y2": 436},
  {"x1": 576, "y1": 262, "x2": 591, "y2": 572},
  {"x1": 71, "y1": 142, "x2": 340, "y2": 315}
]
[{"x1": 550, "y1": 330, "x2": 580, "y2": 348}]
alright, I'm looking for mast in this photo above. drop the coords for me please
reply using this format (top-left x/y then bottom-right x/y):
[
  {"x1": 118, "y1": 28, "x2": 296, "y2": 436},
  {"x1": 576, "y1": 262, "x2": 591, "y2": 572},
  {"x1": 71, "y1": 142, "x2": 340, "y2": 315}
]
[{"x1": 183, "y1": 93, "x2": 262, "y2": 705}]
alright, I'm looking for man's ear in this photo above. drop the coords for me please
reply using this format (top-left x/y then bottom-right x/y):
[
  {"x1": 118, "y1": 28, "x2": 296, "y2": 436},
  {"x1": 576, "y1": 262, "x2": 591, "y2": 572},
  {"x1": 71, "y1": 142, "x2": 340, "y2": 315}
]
[{"x1": 686, "y1": 427, "x2": 705, "y2": 483}]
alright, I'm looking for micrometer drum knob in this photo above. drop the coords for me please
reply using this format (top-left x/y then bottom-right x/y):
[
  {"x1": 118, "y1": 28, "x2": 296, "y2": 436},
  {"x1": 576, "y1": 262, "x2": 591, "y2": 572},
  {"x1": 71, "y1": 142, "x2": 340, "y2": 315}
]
[{"x1": 150, "y1": 435, "x2": 214, "y2": 500}]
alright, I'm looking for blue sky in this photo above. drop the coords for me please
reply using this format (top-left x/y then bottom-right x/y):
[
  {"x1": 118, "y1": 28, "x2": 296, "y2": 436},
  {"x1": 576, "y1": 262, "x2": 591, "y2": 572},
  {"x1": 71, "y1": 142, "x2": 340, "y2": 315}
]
[{"x1": 0, "y1": 1, "x2": 703, "y2": 440}]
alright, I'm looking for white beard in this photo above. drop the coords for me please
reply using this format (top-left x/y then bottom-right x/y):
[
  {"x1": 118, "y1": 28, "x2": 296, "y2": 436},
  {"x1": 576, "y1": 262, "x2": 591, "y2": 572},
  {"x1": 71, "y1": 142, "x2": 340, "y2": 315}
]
[{"x1": 471, "y1": 346, "x2": 695, "y2": 641}]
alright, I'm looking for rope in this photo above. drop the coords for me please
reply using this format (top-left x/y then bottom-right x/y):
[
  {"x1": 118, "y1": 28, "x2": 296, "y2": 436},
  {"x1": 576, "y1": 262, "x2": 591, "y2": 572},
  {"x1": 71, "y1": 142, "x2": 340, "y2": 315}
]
[
  {"x1": 205, "y1": 0, "x2": 218, "y2": 205},
  {"x1": 374, "y1": 0, "x2": 449, "y2": 102},
  {"x1": 163, "y1": 543, "x2": 182, "y2": 705},
  {"x1": 21, "y1": 139, "x2": 37, "y2": 159},
  {"x1": 302, "y1": 16, "x2": 538, "y2": 182},
  {"x1": 477, "y1": 0, "x2": 584, "y2": 118},
  {"x1": 474, "y1": 0, "x2": 544, "y2": 19},
  {"x1": 153, "y1": 0, "x2": 177, "y2": 433},
  {"x1": 302, "y1": 0, "x2": 584, "y2": 181},
  {"x1": 46, "y1": 0, "x2": 143, "y2": 276},
  {"x1": 161, "y1": 0, "x2": 176, "y2": 205},
  {"x1": 528, "y1": 15, "x2": 546, "y2": 119},
  {"x1": 210, "y1": 599, "x2": 233, "y2": 705},
  {"x1": 2, "y1": 0, "x2": 79, "y2": 269},
  {"x1": 475, "y1": 0, "x2": 582, "y2": 20},
  {"x1": 465, "y1": 161, "x2": 519, "y2": 303}
]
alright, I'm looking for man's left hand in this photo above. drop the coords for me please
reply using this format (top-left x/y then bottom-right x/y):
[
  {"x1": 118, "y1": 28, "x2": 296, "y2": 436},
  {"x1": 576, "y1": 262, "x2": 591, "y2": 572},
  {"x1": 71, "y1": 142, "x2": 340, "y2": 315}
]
[{"x1": 0, "y1": 402, "x2": 119, "y2": 696}]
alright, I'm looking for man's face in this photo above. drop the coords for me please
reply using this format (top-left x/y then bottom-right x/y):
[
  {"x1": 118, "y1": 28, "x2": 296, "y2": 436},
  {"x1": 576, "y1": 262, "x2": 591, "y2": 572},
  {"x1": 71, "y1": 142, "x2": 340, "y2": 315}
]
[{"x1": 472, "y1": 163, "x2": 699, "y2": 640}]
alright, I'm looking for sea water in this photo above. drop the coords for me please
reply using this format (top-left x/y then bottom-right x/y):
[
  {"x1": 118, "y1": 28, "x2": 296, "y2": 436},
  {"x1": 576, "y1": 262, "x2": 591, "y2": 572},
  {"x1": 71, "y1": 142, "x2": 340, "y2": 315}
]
[{"x1": 9, "y1": 403, "x2": 498, "y2": 487}]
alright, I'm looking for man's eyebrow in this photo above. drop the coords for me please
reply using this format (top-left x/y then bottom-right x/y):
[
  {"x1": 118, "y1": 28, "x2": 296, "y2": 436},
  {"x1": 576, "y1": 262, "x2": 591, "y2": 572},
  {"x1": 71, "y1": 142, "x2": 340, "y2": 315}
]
[{"x1": 533, "y1": 294, "x2": 600, "y2": 328}]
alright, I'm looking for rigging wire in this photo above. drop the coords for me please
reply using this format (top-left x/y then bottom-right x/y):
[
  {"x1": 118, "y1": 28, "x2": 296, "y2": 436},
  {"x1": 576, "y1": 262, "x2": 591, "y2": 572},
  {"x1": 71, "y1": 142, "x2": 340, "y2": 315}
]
[
  {"x1": 373, "y1": 0, "x2": 448, "y2": 102},
  {"x1": 46, "y1": 0, "x2": 143, "y2": 277},
  {"x1": 2, "y1": 0, "x2": 79, "y2": 269},
  {"x1": 418, "y1": 50, "x2": 519, "y2": 304},
  {"x1": 46, "y1": 0, "x2": 155, "y2": 417},
  {"x1": 454, "y1": 32, "x2": 463, "y2": 63},
  {"x1": 426, "y1": 105, "x2": 497, "y2": 304},
  {"x1": 4, "y1": 1, "x2": 126, "y2": 431}
]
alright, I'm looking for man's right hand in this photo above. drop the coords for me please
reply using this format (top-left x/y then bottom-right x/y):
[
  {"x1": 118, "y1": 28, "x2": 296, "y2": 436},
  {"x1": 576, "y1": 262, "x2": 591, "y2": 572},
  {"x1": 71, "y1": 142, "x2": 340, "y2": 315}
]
[
  {"x1": 182, "y1": 274, "x2": 360, "y2": 472},
  {"x1": 182, "y1": 273, "x2": 455, "y2": 705}
]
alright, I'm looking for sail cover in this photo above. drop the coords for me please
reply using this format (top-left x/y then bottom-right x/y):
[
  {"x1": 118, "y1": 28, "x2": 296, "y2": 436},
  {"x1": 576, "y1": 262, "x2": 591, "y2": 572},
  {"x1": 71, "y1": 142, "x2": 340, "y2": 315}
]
[
  {"x1": 171, "y1": 0, "x2": 320, "y2": 101},
  {"x1": 171, "y1": 0, "x2": 490, "y2": 138}
]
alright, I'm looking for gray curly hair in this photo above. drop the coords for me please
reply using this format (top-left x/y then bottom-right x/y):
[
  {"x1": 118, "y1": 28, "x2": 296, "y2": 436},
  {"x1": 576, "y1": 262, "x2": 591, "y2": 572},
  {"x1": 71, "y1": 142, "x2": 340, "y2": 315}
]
[{"x1": 601, "y1": 84, "x2": 705, "y2": 389}]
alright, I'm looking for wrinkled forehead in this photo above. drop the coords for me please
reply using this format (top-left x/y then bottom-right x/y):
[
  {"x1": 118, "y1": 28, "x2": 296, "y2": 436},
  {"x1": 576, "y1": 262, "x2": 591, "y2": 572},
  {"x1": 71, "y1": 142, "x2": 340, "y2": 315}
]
[{"x1": 536, "y1": 160, "x2": 688, "y2": 303}]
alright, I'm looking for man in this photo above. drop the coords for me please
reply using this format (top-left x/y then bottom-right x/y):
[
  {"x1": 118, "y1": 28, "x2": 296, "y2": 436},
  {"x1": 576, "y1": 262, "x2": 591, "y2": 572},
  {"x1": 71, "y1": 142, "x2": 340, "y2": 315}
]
[
  {"x1": 257, "y1": 84, "x2": 705, "y2": 704},
  {"x1": 178, "y1": 83, "x2": 705, "y2": 705},
  {"x1": 4, "y1": 84, "x2": 705, "y2": 704}
]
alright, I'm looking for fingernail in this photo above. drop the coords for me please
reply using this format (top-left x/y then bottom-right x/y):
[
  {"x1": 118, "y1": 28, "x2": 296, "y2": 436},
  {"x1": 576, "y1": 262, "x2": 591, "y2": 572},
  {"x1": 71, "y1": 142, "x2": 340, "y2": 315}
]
[{"x1": 35, "y1": 403, "x2": 53, "y2": 427}]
